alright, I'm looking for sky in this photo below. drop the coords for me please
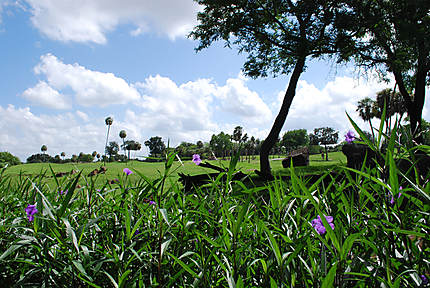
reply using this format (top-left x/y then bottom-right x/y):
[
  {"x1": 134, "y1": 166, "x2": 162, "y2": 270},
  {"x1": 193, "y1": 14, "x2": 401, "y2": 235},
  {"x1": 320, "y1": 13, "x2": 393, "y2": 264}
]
[{"x1": 1, "y1": 0, "x2": 429, "y2": 162}]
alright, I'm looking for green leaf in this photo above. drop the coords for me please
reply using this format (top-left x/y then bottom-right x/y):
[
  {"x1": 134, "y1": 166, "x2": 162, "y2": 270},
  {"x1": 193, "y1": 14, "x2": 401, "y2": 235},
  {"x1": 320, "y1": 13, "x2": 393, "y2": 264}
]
[
  {"x1": 168, "y1": 252, "x2": 199, "y2": 278},
  {"x1": 270, "y1": 276, "x2": 277, "y2": 288},
  {"x1": 58, "y1": 171, "x2": 82, "y2": 220},
  {"x1": 161, "y1": 238, "x2": 172, "y2": 259},
  {"x1": 118, "y1": 270, "x2": 131, "y2": 288},
  {"x1": 261, "y1": 221, "x2": 282, "y2": 267},
  {"x1": 63, "y1": 218, "x2": 79, "y2": 253},
  {"x1": 159, "y1": 208, "x2": 170, "y2": 226},
  {"x1": 0, "y1": 244, "x2": 21, "y2": 260},
  {"x1": 321, "y1": 262, "x2": 337, "y2": 288}
]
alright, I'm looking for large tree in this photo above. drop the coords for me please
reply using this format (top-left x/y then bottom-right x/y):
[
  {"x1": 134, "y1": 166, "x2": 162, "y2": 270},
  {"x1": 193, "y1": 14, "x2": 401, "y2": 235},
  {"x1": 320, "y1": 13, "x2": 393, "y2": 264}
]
[
  {"x1": 191, "y1": 0, "x2": 340, "y2": 178},
  {"x1": 336, "y1": 0, "x2": 430, "y2": 142}
]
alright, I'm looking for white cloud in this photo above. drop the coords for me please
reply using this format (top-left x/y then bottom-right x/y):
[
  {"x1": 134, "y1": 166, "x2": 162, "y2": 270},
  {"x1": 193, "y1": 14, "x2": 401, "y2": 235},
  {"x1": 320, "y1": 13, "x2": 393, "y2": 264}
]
[
  {"x1": 275, "y1": 76, "x2": 389, "y2": 135},
  {"x1": 215, "y1": 77, "x2": 273, "y2": 124},
  {"x1": 132, "y1": 75, "x2": 218, "y2": 144},
  {"x1": 22, "y1": 81, "x2": 70, "y2": 109},
  {"x1": 33, "y1": 54, "x2": 141, "y2": 107},
  {"x1": 76, "y1": 110, "x2": 89, "y2": 122},
  {"x1": 0, "y1": 105, "x2": 105, "y2": 161},
  {"x1": 24, "y1": 0, "x2": 200, "y2": 43}
]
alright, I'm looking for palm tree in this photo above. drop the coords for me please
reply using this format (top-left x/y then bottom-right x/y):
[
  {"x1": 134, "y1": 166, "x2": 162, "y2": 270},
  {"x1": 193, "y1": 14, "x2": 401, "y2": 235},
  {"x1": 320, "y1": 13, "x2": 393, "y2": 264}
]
[
  {"x1": 119, "y1": 130, "x2": 127, "y2": 157},
  {"x1": 41, "y1": 145, "x2": 47, "y2": 154},
  {"x1": 356, "y1": 97, "x2": 376, "y2": 141},
  {"x1": 104, "y1": 117, "x2": 113, "y2": 166},
  {"x1": 60, "y1": 151, "x2": 66, "y2": 160}
]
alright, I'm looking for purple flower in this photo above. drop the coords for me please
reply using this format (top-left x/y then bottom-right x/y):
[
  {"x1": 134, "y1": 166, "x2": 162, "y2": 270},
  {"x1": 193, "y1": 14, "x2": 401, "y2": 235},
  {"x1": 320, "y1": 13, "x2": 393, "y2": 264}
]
[
  {"x1": 311, "y1": 215, "x2": 335, "y2": 235},
  {"x1": 123, "y1": 168, "x2": 133, "y2": 176},
  {"x1": 192, "y1": 154, "x2": 201, "y2": 165},
  {"x1": 149, "y1": 200, "x2": 156, "y2": 205},
  {"x1": 59, "y1": 189, "x2": 68, "y2": 195},
  {"x1": 25, "y1": 204, "x2": 38, "y2": 222},
  {"x1": 421, "y1": 275, "x2": 428, "y2": 285},
  {"x1": 390, "y1": 186, "x2": 402, "y2": 205},
  {"x1": 345, "y1": 130, "x2": 355, "y2": 144}
]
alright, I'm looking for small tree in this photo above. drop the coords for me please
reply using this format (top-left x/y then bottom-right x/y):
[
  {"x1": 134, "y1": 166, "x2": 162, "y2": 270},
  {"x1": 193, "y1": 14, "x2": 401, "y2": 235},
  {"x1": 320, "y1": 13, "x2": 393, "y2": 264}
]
[
  {"x1": 356, "y1": 97, "x2": 377, "y2": 140},
  {"x1": 281, "y1": 129, "x2": 309, "y2": 152},
  {"x1": 119, "y1": 130, "x2": 127, "y2": 157},
  {"x1": 123, "y1": 140, "x2": 142, "y2": 160},
  {"x1": 144, "y1": 137, "x2": 166, "y2": 159},
  {"x1": 41, "y1": 145, "x2": 47, "y2": 154},
  {"x1": 105, "y1": 141, "x2": 120, "y2": 161},
  {"x1": 60, "y1": 151, "x2": 66, "y2": 160},
  {"x1": 309, "y1": 127, "x2": 339, "y2": 161}
]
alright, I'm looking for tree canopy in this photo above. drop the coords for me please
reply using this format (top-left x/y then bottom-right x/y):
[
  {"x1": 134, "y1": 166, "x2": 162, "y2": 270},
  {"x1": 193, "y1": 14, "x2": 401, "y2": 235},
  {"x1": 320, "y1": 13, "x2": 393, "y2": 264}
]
[
  {"x1": 310, "y1": 127, "x2": 339, "y2": 161},
  {"x1": 281, "y1": 129, "x2": 309, "y2": 151},
  {"x1": 335, "y1": 0, "x2": 430, "y2": 142},
  {"x1": 144, "y1": 136, "x2": 166, "y2": 158},
  {"x1": 191, "y1": 0, "x2": 341, "y2": 178}
]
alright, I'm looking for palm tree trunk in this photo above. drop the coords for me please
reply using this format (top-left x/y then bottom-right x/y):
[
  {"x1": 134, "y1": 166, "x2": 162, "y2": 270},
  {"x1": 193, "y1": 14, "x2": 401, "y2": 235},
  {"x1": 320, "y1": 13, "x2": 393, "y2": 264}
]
[
  {"x1": 258, "y1": 56, "x2": 306, "y2": 179},
  {"x1": 104, "y1": 125, "x2": 111, "y2": 166}
]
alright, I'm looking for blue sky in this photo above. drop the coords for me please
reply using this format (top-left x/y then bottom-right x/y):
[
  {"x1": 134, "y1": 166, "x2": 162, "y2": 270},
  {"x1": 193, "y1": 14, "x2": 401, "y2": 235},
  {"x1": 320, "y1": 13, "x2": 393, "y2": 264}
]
[{"x1": 1, "y1": 0, "x2": 429, "y2": 162}]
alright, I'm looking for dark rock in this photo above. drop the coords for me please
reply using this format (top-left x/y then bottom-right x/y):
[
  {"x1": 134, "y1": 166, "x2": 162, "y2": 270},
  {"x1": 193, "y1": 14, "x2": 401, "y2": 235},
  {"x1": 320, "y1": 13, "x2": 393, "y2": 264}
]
[
  {"x1": 342, "y1": 143, "x2": 382, "y2": 170},
  {"x1": 282, "y1": 154, "x2": 309, "y2": 168},
  {"x1": 282, "y1": 147, "x2": 309, "y2": 168}
]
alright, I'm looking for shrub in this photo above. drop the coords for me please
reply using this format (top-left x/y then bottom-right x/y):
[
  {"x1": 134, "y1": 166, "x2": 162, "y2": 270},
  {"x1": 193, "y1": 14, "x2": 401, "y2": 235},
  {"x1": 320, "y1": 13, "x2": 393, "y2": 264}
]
[{"x1": 0, "y1": 151, "x2": 21, "y2": 167}]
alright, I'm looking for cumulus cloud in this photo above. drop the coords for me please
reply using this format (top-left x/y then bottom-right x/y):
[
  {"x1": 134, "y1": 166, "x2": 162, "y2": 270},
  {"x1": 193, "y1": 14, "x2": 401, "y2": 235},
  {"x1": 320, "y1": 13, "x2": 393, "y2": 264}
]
[
  {"x1": 129, "y1": 74, "x2": 273, "y2": 144},
  {"x1": 0, "y1": 105, "x2": 105, "y2": 161},
  {"x1": 215, "y1": 77, "x2": 273, "y2": 124},
  {"x1": 22, "y1": 81, "x2": 70, "y2": 109},
  {"x1": 132, "y1": 75, "x2": 218, "y2": 143},
  {"x1": 33, "y1": 54, "x2": 141, "y2": 107},
  {"x1": 23, "y1": 0, "x2": 200, "y2": 43},
  {"x1": 274, "y1": 76, "x2": 389, "y2": 135}
]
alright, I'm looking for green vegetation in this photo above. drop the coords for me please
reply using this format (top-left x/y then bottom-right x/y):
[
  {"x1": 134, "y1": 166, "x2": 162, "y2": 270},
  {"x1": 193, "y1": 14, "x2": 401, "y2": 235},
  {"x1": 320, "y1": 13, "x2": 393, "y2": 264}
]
[
  {"x1": 3, "y1": 152, "x2": 346, "y2": 188},
  {"x1": 0, "y1": 119, "x2": 428, "y2": 287}
]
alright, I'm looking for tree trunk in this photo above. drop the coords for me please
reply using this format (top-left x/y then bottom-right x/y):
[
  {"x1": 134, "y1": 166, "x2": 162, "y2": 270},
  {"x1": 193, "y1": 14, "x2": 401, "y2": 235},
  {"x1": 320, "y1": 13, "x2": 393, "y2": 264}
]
[
  {"x1": 392, "y1": 49, "x2": 427, "y2": 144},
  {"x1": 258, "y1": 56, "x2": 306, "y2": 179},
  {"x1": 324, "y1": 144, "x2": 328, "y2": 161}
]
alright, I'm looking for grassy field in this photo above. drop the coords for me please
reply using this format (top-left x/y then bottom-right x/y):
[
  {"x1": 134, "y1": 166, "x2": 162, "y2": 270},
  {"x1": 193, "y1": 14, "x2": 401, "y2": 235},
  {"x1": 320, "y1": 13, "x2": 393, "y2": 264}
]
[{"x1": 3, "y1": 152, "x2": 346, "y2": 187}]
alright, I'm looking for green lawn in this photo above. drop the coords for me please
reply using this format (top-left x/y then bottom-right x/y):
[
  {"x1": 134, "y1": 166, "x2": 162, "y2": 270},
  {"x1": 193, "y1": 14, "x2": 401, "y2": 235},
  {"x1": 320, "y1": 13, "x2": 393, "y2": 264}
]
[{"x1": 3, "y1": 152, "x2": 346, "y2": 187}]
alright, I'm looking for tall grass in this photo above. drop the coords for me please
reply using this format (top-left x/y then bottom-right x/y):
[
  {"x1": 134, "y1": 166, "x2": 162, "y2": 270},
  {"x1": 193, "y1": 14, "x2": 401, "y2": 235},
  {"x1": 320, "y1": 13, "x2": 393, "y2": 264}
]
[{"x1": 0, "y1": 117, "x2": 428, "y2": 287}]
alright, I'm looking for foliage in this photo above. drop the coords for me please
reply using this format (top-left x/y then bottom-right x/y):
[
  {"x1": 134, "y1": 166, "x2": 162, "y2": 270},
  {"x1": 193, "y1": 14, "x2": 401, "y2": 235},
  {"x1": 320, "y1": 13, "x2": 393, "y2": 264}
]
[
  {"x1": 40, "y1": 145, "x2": 47, "y2": 154},
  {"x1": 0, "y1": 118, "x2": 429, "y2": 287},
  {"x1": 281, "y1": 129, "x2": 309, "y2": 151},
  {"x1": 190, "y1": 0, "x2": 342, "y2": 177},
  {"x1": 335, "y1": 0, "x2": 430, "y2": 140},
  {"x1": 122, "y1": 140, "x2": 142, "y2": 160},
  {"x1": 0, "y1": 151, "x2": 21, "y2": 167},
  {"x1": 77, "y1": 153, "x2": 95, "y2": 163},
  {"x1": 145, "y1": 136, "x2": 166, "y2": 158},
  {"x1": 26, "y1": 153, "x2": 55, "y2": 163},
  {"x1": 310, "y1": 127, "x2": 339, "y2": 161},
  {"x1": 210, "y1": 132, "x2": 233, "y2": 159},
  {"x1": 105, "y1": 141, "x2": 120, "y2": 160}
]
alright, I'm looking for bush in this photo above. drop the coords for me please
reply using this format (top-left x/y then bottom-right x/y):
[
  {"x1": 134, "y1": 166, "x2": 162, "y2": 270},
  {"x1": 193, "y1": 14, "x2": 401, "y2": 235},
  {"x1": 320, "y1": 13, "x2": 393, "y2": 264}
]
[
  {"x1": 0, "y1": 151, "x2": 21, "y2": 167},
  {"x1": 26, "y1": 153, "x2": 54, "y2": 163}
]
